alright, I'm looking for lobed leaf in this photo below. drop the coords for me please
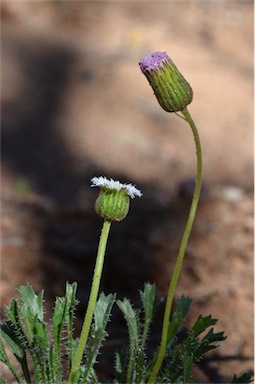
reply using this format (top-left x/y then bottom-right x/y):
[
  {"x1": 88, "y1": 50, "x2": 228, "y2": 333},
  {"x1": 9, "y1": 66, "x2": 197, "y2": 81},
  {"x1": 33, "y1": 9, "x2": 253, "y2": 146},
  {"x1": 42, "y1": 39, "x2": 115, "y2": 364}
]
[
  {"x1": 117, "y1": 298, "x2": 140, "y2": 383},
  {"x1": 0, "y1": 338, "x2": 24, "y2": 384},
  {"x1": 63, "y1": 282, "x2": 78, "y2": 365},
  {"x1": 80, "y1": 292, "x2": 115, "y2": 382},
  {"x1": 167, "y1": 295, "x2": 192, "y2": 342},
  {"x1": 191, "y1": 314, "x2": 217, "y2": 337},
  {"x1": 231, "y1": 373, "x2": 253, "y2": 384},
  {"x1": 140, "y1": 283, "x2": 159, "y2": 349},
  {"x1": 0, "y1": 320, "x2": 30, "y2": 383},
  {"x1": 17, "y1": 286, "x2": 44, "y2": 322}
]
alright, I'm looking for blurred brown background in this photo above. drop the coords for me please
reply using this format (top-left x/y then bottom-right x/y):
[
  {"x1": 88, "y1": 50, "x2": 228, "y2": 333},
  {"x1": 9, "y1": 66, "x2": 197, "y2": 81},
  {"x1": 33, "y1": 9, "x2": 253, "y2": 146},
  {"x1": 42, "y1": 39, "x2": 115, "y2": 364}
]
[{"x1": 1, "y1": 1, "x2": 253, "y2": 382}]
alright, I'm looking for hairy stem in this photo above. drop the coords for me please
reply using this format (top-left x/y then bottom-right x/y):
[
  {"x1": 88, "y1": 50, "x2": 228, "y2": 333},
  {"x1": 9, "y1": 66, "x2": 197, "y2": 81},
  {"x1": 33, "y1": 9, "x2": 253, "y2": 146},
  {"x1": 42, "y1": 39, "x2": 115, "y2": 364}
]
[
  {"x1": 69, "y1": 220, "x2": 111, "y2": 382},
  {"x1": 148, "y1": 107, "x2": 202, "y2": 383}
]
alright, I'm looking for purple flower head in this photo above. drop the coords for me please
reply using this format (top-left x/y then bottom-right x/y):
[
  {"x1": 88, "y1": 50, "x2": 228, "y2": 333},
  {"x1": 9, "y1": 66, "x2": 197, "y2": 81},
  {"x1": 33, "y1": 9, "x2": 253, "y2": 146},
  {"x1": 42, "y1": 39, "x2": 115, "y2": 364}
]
[
  {"x1": 139, "y1": 51, "x2": 171, "y2": 73},
  {"x1": 139, "y1": 51, "x2": 193, "y2": 112}
]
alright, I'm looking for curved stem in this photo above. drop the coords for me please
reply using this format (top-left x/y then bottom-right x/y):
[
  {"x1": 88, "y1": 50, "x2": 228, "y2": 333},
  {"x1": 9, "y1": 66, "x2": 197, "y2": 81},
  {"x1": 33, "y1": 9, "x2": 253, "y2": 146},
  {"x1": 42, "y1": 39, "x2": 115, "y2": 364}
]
[
  {"x1": 69, "y1": 220, "x2": 111, "y2": 383},
  {"x1": 148, "y1": 107, "x2": 202, "y2": 383}
]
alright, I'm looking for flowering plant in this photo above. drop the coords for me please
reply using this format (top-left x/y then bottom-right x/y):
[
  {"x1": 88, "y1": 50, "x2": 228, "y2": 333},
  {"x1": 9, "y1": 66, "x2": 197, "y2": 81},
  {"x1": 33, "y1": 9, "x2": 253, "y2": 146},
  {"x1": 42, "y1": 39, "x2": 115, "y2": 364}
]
[{"x1": 0, "y1": 52, "x2": 252, "y2": 384}]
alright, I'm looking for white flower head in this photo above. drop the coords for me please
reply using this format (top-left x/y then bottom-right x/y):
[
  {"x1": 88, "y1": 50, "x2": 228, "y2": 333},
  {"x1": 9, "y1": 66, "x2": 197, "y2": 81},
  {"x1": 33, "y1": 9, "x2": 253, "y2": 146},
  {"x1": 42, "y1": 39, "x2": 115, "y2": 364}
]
[{"x1": 91, "y1": 176, "x2": 142, "y2": 199}]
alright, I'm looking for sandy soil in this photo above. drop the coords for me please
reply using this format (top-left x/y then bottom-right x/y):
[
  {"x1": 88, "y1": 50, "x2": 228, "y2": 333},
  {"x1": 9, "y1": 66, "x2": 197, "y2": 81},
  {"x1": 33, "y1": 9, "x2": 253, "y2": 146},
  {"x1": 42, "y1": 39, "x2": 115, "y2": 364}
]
[{"x1": 1, "y1": 1, "x2": 253, "y2": 383}]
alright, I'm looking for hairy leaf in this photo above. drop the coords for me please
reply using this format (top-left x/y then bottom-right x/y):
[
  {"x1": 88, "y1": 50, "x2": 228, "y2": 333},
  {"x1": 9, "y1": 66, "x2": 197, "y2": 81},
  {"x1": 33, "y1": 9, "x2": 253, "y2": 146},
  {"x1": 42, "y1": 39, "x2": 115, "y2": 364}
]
[
  {"x1": 80, "y1": 293, "x2": 115, "y2": 382},
  {"x1": 231, "y1": 373, "x2": 253, "y2": 384}
]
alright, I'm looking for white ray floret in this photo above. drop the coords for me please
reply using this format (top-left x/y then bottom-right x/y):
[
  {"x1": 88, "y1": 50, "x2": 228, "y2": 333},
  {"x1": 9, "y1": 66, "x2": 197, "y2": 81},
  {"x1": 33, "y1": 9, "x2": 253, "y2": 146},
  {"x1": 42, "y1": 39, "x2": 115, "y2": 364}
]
[{"x1": 91, "y1": 176, "x2": 142, "y2": 199}]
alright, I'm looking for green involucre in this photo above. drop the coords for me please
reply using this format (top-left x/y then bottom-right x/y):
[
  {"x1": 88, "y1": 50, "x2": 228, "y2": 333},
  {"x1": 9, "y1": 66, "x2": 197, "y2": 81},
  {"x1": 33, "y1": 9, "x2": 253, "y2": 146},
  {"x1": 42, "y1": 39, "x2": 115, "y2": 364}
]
[
  {"x1": 95, "y1": 189, "x2": 130, "y2": 222},
  {"x1": 143, "y1": 60, "x2": 193, "y2": 112}
]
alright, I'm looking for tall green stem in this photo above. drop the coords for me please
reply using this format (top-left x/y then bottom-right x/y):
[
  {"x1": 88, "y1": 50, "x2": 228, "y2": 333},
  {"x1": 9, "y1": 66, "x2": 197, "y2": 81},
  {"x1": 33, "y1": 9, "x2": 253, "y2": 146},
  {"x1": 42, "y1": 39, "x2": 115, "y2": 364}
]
[
  {"x1": 69, "y1": 220, "x2": 111, "y2": 383},
  {"x1": 148, "y1": 107, "x2": 202, "y2": 383}
]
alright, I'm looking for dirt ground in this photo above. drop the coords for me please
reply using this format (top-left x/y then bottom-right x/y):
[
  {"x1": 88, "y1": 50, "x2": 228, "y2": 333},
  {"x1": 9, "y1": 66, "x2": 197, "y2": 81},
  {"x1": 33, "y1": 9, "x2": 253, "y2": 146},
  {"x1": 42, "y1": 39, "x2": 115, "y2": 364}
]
[{"x1": 1, "y1": 1, "x2": 253, "y2": 383}]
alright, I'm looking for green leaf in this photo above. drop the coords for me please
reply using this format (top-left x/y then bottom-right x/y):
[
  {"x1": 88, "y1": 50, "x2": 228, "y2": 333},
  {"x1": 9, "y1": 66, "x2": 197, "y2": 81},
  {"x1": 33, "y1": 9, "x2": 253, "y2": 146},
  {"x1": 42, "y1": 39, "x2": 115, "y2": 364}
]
[
  {"x1": 140, "y1": 283, "x2": 157, "y2": 321},
  {"x1": 0, "y1": 283, "x2": 80, "y2": 384},
  {"x1": 4, "y1": 300, "x2": 27, "y2": 346},
  {"x1": 0, "y1": 321, "x2": 26, "y2": 360},
  {"x1": 157, "y1": 313, "x2": 227, "y2": 383},
  {"x1": 89, "y1": 368, "x2": 100, "y2": 383},
  {"x1": 14, "y1": 285, "x2": 50, "y2": 376},
  {"x1": 117, "y1": 298, "x2": 139, "y2": 348},
  {"x1": 191, "y1": 314, "x2": 217, "y2": 337},
  {"x1": 183, "y1": 352, "x2": 193, "y2": 383},
  {"x1": 17, "y1": 289, "x2": 48, "y2": 351},
  {"x1": 117, "y1": 298, "x2": 140, "y2": 383},
  {"x1": 193, "y1": 328, "x2": 227, "y2": 360},
  {"x1": 231, "y1": 373, "x2": 253, "y2": 384},
  {"x1": 17, "y1": 285, "x2": 44, "y2": 322},
  {"x1": 94, "y1": 292, "x2": 115, "y2": 331},
  {"x1": 0, "y1": 320, "x2": 30, "y2": 383},
  {"x1": 133, "y1": 348, "x2": 146, "y2": 384},
  {"x1": 115, "y1": 351, "x2": 123, "y2": 375},
  {"x1": 167, "y1": 295, "x2": 192, "y2": 342},
  {"x1": 64, "y1": 282, "x2": 78, "y2": 365},
  {"x1": 140, "y1": 283, "x2": 159, "y2": 348},
  {"x1": 176, "y1": 295, "x2": 192, "y2": 319},
  {"x1": 52, "y1": 296, "x2": 67, "y2": 382},
  {"x1": 81, "y1": 293, "x2": 115, "y2": 382},
  {"x1": 0, "y1": 338, "x2": 24, "y2": 384},
  {"x1": 52, "y1": 297, "x2": 66, "y2": 344},
  {"x1": 114, "y1": 346, "x2": 129, "y2": 383}
]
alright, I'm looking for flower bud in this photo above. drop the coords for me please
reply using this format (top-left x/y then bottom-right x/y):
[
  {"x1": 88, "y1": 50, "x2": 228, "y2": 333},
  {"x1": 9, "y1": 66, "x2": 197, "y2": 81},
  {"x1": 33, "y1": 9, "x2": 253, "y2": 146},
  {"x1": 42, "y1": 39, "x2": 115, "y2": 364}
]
[
  {"x1": 91, "y1": 176, "x2": 142, "y2": 222},
  {"x1": 139, "y1": 51, "x2": 193, "y2": 112},
  {"x1": 95, "y1": 189, "x2": 130, "y2": 222}
]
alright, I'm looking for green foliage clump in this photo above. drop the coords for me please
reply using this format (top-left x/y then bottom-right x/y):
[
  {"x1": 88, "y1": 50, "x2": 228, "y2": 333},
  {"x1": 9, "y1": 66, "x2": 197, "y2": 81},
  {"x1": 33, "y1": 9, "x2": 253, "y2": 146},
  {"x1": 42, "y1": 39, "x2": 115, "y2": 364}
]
[{"x1": 0, "y1": 283, "x2": 252, "y2": 384}]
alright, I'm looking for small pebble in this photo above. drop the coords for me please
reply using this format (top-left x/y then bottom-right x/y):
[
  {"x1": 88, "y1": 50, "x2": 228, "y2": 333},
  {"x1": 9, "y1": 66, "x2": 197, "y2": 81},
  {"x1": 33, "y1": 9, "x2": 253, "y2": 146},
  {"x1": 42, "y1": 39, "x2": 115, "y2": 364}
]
[
  {"x1": 3, "y1": 236, "x2": 25, "y2": 247},
  {"x1": 221, "y1": 186, "x2": 244, "y2": 202}
]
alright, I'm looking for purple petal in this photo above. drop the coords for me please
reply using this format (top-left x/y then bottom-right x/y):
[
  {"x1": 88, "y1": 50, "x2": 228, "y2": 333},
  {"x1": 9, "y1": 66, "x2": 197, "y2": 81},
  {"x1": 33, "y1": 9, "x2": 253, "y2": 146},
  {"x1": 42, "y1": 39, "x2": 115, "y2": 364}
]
[{"x1": 139, "y1": 51, "x2": 170, "y2": 73}]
